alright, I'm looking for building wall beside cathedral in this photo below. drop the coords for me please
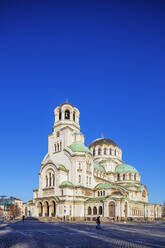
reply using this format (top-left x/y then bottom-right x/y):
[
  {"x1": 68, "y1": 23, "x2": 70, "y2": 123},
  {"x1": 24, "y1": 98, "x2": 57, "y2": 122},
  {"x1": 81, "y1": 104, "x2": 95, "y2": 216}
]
[{"x1": 27, "y1": 102, "x2": 162, "y2": 220}]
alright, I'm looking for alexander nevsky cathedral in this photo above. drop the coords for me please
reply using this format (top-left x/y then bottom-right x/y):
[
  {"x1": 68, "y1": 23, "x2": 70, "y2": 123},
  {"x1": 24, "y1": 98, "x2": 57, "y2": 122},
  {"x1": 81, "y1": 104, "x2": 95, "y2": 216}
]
[{"x1": 28, "y1": 102, "x2": 162, "y2": 221}]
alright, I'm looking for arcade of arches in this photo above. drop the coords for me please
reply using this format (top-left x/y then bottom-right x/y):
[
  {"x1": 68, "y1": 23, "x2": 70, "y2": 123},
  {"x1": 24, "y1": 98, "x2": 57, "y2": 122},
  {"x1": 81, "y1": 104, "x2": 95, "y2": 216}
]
[
  {"x1": 37, "y1": 201, "x2": 56, "y2": 217},
  {"x1": 86, "y1": 201, "x2": 129, "y2": 219}
]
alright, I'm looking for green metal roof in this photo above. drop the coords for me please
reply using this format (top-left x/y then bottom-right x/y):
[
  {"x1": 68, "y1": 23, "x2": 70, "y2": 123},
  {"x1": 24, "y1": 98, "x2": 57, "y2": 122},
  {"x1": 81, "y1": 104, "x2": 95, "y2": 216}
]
[
  {"x1": 111, "y1": 196, "x2": 126, "y2": 200},
  {"x1": 54, "y1": 196, "x2": 60, "y2": 201},
  {"x1": 137, "y1": 185, "x2": 144, "y2": 191},
  {"x1": 86, "y1": 197, "x2": 107, "y2": 202},
  {"x1": 74, "y1": 131, "x2": 81, "y2": 135},
  {"x1": 60, "y1": 181, "x2": 74, "y2": 187},
  {"x1": 94, "y1": 183, "x2": 119, "y2": 190},
  {"x1": 124, "y1": 183, "x2": 137, "y2": 188},
  {"x1": 57, "y1": 164, "x2": 68, "y2": 172},
  {"x1": 130, "y1": 200, "x2": 147, "y2": 204},
  {"x1": 93, "y1": 162, "x2": 106, "y2": 173},
  {"x1": 69, "y1": 143, "x2": 89, "y2": 153},
  {"x1": 115, "y1": 163, "x2": 138, "y2": 173}
]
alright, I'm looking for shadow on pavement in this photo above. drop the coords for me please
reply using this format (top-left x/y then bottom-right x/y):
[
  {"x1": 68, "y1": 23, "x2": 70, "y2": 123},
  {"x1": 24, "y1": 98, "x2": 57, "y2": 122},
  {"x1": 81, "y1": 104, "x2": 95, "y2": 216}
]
[{"x1": 0, "y1": 220, "x2": 165, "y2": 248}]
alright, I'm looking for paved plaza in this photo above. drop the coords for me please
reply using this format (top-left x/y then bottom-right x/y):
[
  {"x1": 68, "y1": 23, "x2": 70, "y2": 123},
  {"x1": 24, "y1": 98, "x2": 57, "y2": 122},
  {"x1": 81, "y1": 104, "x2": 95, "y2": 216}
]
[{"x1": 0, "y1": 220, "x2": 165, "y2": 248}]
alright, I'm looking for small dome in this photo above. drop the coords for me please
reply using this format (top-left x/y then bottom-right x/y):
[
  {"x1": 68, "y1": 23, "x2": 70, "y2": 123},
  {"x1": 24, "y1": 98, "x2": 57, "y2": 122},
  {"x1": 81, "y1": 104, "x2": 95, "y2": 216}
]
[
  {"x1": 60, "y1": 181, "x2": 73, "y2": 187},
  {"x1": 115, "y1": 163, "x2": 138, "y2": 173},
  {"x1": 59, "y1": 102, "x2": 75, "y2": 108},
  {"x1": 69, "y1": 143, "x2": 89, "y2": 153},
  {"x1": 89, "y1": 138, "x2": 119, "y2": 148}
]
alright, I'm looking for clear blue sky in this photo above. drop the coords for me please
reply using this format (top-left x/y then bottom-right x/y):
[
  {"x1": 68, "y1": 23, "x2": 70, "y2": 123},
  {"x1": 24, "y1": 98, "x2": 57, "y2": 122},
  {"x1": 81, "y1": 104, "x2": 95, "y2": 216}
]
[{"x1": 0, "y1": 0, "x2": 164, "y2": 203}]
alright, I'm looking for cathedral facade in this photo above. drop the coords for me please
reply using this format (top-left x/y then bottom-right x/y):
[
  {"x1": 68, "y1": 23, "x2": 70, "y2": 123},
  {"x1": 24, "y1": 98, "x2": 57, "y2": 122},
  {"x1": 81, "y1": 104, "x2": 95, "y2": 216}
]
[{"x1": 29, "y1": 102, "x2": 162, "y2": 221}]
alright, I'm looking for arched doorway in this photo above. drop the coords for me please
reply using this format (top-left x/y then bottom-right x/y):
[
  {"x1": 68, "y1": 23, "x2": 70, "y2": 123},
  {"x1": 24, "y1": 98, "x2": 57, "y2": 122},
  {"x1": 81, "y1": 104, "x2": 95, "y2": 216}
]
[
  {"x1": 44, "y1": 201, "x2": 49, "y2": 217},
  {"x1": 109, "y1": 202, "x2": 115, "y2": 217},
  {"x1": 93, "y1": 206, "x2": 97, "y2": 215},
  {"x1": 50, "y1": 201, "x2": 56, "y2": 217},
  {"x1": 124, "y1": 202, "x2": 128, "y2": 218},
  {"x1": 88, "y1": 207, "x2": 92, "y2": 215},
  {"x1": 37, "y1": 202, "x2": 43, "y2": 217},
  {"x1": 99, "y1": 206, "x2": 102, "y2": 215}
]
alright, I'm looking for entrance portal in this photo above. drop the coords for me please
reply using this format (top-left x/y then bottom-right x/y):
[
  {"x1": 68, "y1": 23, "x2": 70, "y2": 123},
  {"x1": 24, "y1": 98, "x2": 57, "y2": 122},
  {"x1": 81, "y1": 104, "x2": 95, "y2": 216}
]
[
  {"x1": 50, "y1": 200, "x2": 56, "y2": 217},
  {"x1": 44, "y1": 201, "x2": 49, "y2": 217},
  {"x1": 37, "y1": 202, "x2": 43, "y2": 217},
  {"x1": 109, "y1": 202, "x2": 115, "y2": 217}
]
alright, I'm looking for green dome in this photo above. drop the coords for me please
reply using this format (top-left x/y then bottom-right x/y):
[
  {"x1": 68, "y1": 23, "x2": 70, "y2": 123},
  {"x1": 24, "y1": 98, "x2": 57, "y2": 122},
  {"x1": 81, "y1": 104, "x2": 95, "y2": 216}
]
[
  {"x1": 60, "y1": 181, "x2": 74, "y2": 187},
  {"x1": 69, "y1": 143, "x2": 89, "y2": 153},
  {"x1": 115, "y1": 163, "x2": 138, "y2": 173},
  {"x1": 95, "y1": 183, "x2": 119, "y2": 190}
]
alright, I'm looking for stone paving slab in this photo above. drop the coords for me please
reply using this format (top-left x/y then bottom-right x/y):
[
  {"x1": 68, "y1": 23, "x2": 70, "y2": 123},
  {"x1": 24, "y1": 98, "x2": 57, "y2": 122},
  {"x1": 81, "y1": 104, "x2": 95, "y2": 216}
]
[{"x1": 0, "y1": 221, "x2": 165, "y2": 248}]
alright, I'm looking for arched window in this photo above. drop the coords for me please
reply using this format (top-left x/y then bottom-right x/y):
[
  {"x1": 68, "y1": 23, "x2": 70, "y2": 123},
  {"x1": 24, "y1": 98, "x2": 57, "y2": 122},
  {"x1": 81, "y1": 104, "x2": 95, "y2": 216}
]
[
  {"x1": 59, "y1": 111, "x2": 61, "y2": 120},
  {"x1": 73, "y1": 112, "x2": 75, "y2": 121},
  {"x1": 93, "y1": 148, "x2": 95, "y2": 156},
  {"x1": 104, "y1": 148, "x2": 106, "y2": 155},
  {"x1": 57, "y1": 143, "x2": 59, "y2": 151},
  {"x1": 114, "y1": 149, "x2": 116, "y2": 156},
  {"x1": 142, "y1": 190, "x2": 146, "y2": 198},
  {"x1": 86, "y1": 176, "x2": 88, "y2": 185},
  {"x1": 123, "y1": 174, "x2": 125, "y2": 180},
  {"x1": 100, "y1": 191, "x2": 102, "y2": 196},
  {"x1": 129, "y1": 173, "x2": 131, "y2": 180},
  {"x1": 60, "y1": 142, "x2": 62, "y2": 151},
  {"x1": 103, "y1": 191, "x2": 105, "y2": 196},
  {"x1": 98, "y1": 191, "x2": 100, "y2": 197},
  {"x1": 79, "y1": 175, "x2": 81, "y2": 184},
  {"x1": 46, "y1": 176, "x2": 48, "y2": 187},
  {"x1": 93, "y1": 206, "x2": 97, "y2": 215},
  {"x1": 99, "y1": 206, "x2": 103, "y2": 215},
  {"x1": 49, "y1": 173, "x2": 51, "y2": 186},
  {"x1": 110, "y1": 148, "x2": 112, "y2": 155},
  {"x1": 65, "y1": 110, "x2": 70, "y2": 119},
  {"x1": 52, "y1": 174, "x2": 55, "y2": 186},
  {"x1": 117, "y1": 173, "x2": 120, "y2": 181},
  {"x1": 134, "y1": 174, "x2": 136, "y2": 181},
  {"x1": 98, "y1": 148, "x2": 101, "y2": 155},
  {"x1": 88, "y1": 207, "x2": 92, "y2": 215}
]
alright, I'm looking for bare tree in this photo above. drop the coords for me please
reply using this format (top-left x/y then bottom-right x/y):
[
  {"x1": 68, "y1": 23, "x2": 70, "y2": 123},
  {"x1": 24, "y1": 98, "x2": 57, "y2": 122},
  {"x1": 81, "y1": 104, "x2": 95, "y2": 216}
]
[{"x1": 9, "y1": 204, "x2": 21, "y2": 219}]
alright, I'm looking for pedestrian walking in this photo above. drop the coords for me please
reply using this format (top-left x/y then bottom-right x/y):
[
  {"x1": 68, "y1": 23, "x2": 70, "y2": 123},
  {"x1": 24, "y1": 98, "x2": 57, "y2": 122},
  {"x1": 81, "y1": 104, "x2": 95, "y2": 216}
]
[
  {"x1": 22, "y1": 215, "x2": 25, "y2": 223},
  {"x1": 96, "y1": 216, "x2": 101, "y2": 229}
]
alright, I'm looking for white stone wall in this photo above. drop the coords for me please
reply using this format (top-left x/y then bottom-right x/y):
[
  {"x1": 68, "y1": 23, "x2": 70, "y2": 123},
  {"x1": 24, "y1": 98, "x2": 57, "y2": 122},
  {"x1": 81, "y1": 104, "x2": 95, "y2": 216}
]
[{"x1": 29, "y1": 102, "x2": 162, "y2": 220}]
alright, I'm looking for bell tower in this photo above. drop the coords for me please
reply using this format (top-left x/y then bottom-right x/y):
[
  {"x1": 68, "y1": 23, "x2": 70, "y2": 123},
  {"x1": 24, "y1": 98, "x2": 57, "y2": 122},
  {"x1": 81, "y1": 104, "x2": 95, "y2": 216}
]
[
  {"x1": 48, "y1": 102, "x2": 81, "y2": 155},
  {"x1": 53, "y1": 102, "x2": 80, "y2": 131}
]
